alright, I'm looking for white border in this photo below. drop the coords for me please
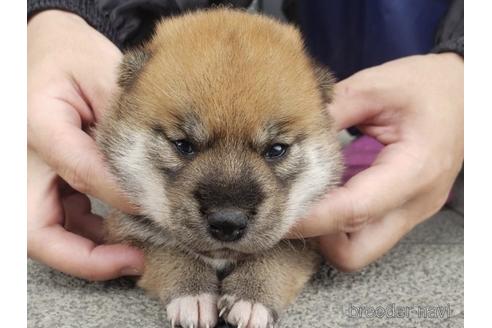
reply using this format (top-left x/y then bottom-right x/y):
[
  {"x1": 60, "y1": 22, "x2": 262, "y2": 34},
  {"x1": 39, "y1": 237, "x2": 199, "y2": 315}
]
[
  {"x1": 0, "y1": 1, "x2": 26, "y2": 327},
  {"x1": 4, "y1": 1, "x2": 485, "y2": 327},
  {"x1": 465, "y1": 1, "x2": 492, "y2": 327}
]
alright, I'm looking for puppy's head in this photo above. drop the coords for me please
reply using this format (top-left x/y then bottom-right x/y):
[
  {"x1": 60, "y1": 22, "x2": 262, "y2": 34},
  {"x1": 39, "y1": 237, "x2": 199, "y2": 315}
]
[{"x1": 97, "y1": 9, "x2": 342, "y2": 257}]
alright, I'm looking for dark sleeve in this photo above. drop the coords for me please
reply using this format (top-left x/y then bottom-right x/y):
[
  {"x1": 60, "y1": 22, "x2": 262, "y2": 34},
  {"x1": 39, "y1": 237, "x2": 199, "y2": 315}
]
[
  {"x1": 433, "y1": 0, "x2": 464, "y2": 57},
  {"x1": 28, "y1": 0, "x2": 253, "y2": 50},
  {"x1": 27, "y1": 1, "x2": 119, "y2": 47}
]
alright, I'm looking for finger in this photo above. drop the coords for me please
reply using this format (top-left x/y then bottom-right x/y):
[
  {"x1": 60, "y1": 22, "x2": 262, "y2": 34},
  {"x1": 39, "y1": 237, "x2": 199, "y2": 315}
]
[
  {"x1": 48, "y1": 122, "x2": 135, "y2": 213},
  {"x1": 319, "y1": 209, "x2": 412, "y2": 272},
  {"x1": 327, "y1": 70, "x2": 386, "y2": 131},
  {"x1": 29, "y1": 225, "x2": 144, "y2": 281},
  {"x1": 63, "y1": 192, "x2": 106, "y2": 244},
  {"x1": 287, "y1": 144, "x2": 420, "y2": 238},
  {"x1": 27, "y1": 148, "x2": 63, "y2": 228},
  {"x1": 75, "y1": 49, "x2": 122, "y2": 123},
  {"x1": 29, "y1": 98, "x2": 137, "y2": 214}
]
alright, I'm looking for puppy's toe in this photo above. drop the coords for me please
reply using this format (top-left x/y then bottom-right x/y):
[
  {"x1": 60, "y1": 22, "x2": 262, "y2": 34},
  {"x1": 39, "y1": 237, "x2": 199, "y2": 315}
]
[
  {"x1": 166, "y1": 293, "x2": 218, "y2": 328},
  {"x1": 218, "y1": 295, "x2": 276, "y2": 328},
  {"x1": 247, "y1": 303, "x2": 274, "y2": 328},
  {"x1": 226, "y1": 299, "x2": 252, "y2": 327}
]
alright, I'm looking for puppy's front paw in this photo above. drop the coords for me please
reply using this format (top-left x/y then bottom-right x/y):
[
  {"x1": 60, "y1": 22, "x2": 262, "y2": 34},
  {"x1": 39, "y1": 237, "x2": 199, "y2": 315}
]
[
  {"x1": 166, "y1": 293, "x2": 218, "y2": 328},
  {"x1": 218, "y1": 295, "x2": 277, "y2": 328}
]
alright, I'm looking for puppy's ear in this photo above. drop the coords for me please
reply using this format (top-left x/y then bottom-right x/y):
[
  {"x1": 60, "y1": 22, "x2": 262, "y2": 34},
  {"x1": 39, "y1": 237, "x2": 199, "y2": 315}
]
[
  {"x1": 311, "y1": 60, "x2": 336, "y2": 104},
  {"x1": 118, "y1": 47, "x2": 151, "y2": 89}
]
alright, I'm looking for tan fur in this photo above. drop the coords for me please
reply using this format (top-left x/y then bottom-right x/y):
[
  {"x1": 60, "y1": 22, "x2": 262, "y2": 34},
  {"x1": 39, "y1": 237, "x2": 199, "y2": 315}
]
[
  {"x1": 124, "y1": 10, "x2": 332, "y2": 134},
  {"x1": 97, "y1": 8, "x2": 342, "y2": 327},
  {"x1": 219, "y1": 240, "x2": 322, "y2": 319}
]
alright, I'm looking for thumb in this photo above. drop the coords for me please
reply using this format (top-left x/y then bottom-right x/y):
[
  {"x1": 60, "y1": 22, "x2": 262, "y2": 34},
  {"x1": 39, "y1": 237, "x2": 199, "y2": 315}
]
[
  {"x1": 29, "y1": 97, "x2": 137, "y2": 214},
  {"x1": 288, "y1": 144, "x2": 418, "y2": 238}
]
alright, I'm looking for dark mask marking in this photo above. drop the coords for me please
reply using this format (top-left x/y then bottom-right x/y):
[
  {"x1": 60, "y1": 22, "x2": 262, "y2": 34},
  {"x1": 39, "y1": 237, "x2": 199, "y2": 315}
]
[{"x1": 194, "y1": 166, "x2": 264, "y2": 215}]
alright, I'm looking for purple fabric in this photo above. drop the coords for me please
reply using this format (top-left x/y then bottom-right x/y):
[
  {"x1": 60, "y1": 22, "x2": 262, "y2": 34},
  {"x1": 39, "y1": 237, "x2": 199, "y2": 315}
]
[
  {"x1": 342, "y1": 135, "x2": 453, "y2": 202},
  {"x1": 342, "y1": 136, "x2": 383, "y2": 183}
]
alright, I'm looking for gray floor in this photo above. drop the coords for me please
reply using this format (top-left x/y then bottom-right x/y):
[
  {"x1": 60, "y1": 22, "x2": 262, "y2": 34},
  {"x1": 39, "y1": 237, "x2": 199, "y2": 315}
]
[{"x1": 27, "y1": 173, "x2": 463, "y2": 328}]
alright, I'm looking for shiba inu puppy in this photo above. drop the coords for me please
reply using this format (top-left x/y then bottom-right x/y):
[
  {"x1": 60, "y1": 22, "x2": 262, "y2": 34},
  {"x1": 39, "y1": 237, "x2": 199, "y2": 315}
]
[{"x1": 96, "y1": 8, "x2": 342, "y2": 328}]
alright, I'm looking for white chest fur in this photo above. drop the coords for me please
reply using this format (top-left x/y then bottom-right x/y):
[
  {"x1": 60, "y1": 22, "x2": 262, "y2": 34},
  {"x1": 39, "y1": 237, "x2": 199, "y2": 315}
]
[{"x1": 198, "y1": 255, "x2": 235, "y2": 271}]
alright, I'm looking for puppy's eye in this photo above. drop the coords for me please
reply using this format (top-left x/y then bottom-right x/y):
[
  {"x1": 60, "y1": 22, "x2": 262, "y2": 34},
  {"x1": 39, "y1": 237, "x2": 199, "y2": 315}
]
[
  {"x1": 264, "y1": 143, "x2": 288, "y2": 160},
  {"x1": 173, "y1": 140, "x2": 195, "y2": 156}
]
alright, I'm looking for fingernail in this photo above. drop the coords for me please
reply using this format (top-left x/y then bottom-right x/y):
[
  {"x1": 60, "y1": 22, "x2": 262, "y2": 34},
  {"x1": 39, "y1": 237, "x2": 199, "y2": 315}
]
[{"x1": 120, "y1": 267, "x2": 142, "y2": 276}]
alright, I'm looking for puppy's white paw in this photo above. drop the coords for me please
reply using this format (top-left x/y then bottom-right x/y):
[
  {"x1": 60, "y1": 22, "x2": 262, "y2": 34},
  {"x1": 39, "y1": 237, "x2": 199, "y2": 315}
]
[
  {"x1": 166, "y1": 293, "x2": 218, "y2": 328},
  {"x1": 218, "y1": 295, "x2": 277, "y2": 328}
]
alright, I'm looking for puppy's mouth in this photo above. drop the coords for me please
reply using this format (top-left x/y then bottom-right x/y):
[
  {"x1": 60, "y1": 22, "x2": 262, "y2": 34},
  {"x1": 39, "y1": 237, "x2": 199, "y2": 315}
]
[{"x1": 197, "y1": 248, "x2": 251, "y2": 261}]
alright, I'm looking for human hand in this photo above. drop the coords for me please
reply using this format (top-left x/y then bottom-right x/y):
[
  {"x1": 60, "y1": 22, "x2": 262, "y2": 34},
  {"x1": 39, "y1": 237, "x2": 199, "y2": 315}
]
[
  {"x1": 28, "y1": 10, "x2": 144, "y2": 280},
  {"x1": 290, "y1": 54, "x2": 464, "y2": 272}
]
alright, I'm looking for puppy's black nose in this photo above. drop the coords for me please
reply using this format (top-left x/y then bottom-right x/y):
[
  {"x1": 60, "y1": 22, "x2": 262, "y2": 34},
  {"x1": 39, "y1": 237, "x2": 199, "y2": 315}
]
[{"x1": 207, "y1": 209, "x2": 247, "y2": 242}]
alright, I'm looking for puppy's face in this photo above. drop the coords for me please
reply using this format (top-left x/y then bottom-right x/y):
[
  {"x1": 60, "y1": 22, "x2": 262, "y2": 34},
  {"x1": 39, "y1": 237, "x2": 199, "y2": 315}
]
[{"x1": 97, "y1": 10, "x2": 341, "y2": 257}]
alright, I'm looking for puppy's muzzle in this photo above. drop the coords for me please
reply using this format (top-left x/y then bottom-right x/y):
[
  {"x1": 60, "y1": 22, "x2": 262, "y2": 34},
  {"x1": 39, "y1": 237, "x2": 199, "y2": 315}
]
[{"x1": 207, "y1": 208, "x2": 248, "y2": 242}]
